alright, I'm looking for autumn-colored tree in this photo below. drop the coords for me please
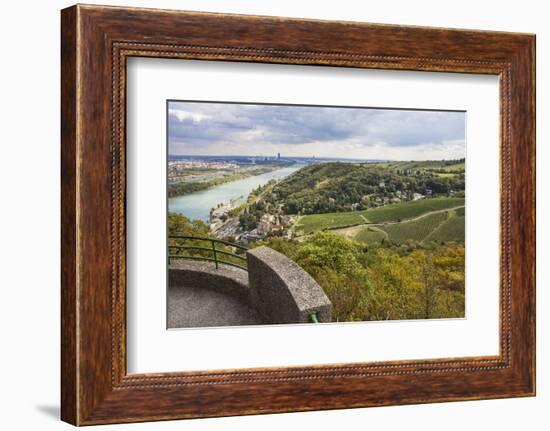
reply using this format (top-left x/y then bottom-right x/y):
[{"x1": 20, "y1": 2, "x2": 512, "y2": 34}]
[
  {"x1": 168, "y1": 212, "x2": 210, "y2": 237},
  {"x1": 167, "y1": 212, "x2": 247, "y2": 267},
  {"x1": 259, "y1": 234, "x2": 465, "y2": 322}
]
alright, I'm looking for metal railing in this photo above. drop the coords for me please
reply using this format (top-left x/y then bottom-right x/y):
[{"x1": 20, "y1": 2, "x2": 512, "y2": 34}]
[
  {"x1": 168, "y1": 235, "x2": 249, "y2": 271},
  {"x1": 308, "y1": 312, "x2": 320, "y2": 323}
]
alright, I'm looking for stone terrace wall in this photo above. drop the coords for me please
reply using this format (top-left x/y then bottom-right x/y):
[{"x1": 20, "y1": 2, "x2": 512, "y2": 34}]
[
  {"x1": 169, "y1": 260, "x2": 249, "y2": 302},
  {"x1": 246, "y1": 246, "x2": 332, "y2": 324}
]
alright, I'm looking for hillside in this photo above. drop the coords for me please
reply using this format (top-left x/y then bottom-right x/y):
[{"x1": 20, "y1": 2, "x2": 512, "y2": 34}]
[
  {"x1": 371, "y1": 159, "x2": 465, "y2": 171},
  {"x1": 267, "y1": 159, "x2": 465, "y2": 215},
  {"x1": 349, "y1": 206, "x2": 465, "y2": 245},
  {"x1": 295, "y1": 196, "x2": 465, "y2": 235}
]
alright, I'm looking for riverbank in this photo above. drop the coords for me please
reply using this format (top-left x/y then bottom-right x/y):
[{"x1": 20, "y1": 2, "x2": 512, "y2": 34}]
[
  {"x1": 168, "y1": 163, "x2": 306, "y2": 222},
  {"x1": 168, "y1": 163, "x2": 293, "y2": 198}
]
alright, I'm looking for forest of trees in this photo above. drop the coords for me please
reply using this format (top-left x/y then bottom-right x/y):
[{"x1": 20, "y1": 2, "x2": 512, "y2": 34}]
[
  {"x1": 168, "y1": 212, "x2": 465, "y2": 322},
  {"x1": 267, "y1": 161, "x2": 465, "y2": 215},
  {"x1": 255, "y1": 233, "x2": 465, "y2": 322},
  {"x1": 168, "y1": 158, "x2": 467, "y2": 322}
]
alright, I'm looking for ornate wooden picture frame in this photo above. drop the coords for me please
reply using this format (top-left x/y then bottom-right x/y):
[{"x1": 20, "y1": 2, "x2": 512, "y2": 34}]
[{"x1": 61, "y1": 4, "x2": 535, "y2": 425}]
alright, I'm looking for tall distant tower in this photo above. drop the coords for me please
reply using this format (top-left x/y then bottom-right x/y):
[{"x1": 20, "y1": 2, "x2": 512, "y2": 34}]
[{"x1": 277, "y1": 152, "x2": 281, "y2": 160}]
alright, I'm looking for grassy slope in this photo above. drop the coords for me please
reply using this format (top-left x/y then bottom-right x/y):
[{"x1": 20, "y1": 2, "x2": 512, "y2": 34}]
[
  {"x1": 378, "y1": 212, "x2": 448, "y2": 243},
  {"x1": 350, "y1": 208, "x2": 465, "y2": 245},
  {"x1": 295, "y1": 212, "x2": 364, "y2": 234},
  {"x1": 364, "y1": 197, "x2": 464, "y2": 223},
  {"x1": 442, "y1": 162, "x2": 466, "y2": 171},
  {"x1": 296, "y1": 197, "x2": 465, "y2": 234},
  {"x1": 372, "y1": 160, "x2": 464, "y2": 171},
  {"x1": 425, "y1": 210, "x2": 465, "y2": 243},
  {"x1": 354, "y1": 227, "x2": 387, "y2": 243}
]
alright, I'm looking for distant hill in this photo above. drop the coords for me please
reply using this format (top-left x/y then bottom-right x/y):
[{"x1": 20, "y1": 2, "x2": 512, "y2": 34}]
[
  {"x1": 370, "y1": 159, "x2": 465, "y2": 171},
  {"x1": 267, "y1": 159, "x2": 465, "y2": 215}
]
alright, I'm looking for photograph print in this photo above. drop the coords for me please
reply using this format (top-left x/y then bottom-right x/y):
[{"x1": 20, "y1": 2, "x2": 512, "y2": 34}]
[{"x1": 167, "y1": 101, "x2": 466, "y2": 329}]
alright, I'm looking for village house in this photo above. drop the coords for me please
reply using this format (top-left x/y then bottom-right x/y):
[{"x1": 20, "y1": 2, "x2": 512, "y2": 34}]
[{"x1": 280, "y1": 215, "x2": 292, "y2": 226}]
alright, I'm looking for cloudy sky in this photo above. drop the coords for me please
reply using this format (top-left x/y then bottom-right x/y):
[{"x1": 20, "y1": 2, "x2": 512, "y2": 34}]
[{"x1": 168, "y1": 101, "x2": 465, "y2": 161}]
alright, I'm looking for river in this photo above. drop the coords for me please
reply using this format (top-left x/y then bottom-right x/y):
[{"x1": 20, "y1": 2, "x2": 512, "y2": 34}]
[{"x1": 168, "y1": 164, "x2": 305, "y2": 222}]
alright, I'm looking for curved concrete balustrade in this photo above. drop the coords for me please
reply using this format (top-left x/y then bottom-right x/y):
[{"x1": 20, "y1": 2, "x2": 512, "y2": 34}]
[
  {"x1": 168, "y1": 246, "x2": 332, "y2": 328},
  {"x1": 246, "y1": 246, "x2": 332, "y2": 324}
]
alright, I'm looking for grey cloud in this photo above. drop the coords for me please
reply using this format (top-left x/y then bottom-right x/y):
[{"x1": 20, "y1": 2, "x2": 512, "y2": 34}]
[{"x1": 168, "y1": 101, "x2": 465, "y2": 156}]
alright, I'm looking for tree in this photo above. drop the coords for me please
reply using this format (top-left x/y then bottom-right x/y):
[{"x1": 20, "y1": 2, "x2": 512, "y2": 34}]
[
  {"x1": 167, "y1": 212, "x2": 212, "y2": 262},
  {"x1": 254, "y1": 233, "x2": 465, "y2": 322},
  {"x1": 239, "y1": 213, "x2": 257, "y2": 231},
  {"x1": 168, "y1": 212, "x2": 209, "y2": 237}
]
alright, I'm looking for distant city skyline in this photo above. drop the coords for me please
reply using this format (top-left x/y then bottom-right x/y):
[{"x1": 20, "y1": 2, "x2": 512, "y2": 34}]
[
  {"x1": 168, "y1": 101, "x2": 466, "y2": 161},
  {"x1": 168, "y1": 153, "x2": 390, "y2": 162}
]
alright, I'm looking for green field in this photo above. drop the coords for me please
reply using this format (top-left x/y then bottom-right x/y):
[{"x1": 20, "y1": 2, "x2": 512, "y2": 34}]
[
  {"x1": 354, "y1": 227, "x2": 387, "y2": 243},
  {"x1": 424, "y1": 210, "x2": 465, "y2": 243},
  {"x1": 372, "y1": 160, "x2": 464, "y2": 172},
  {"x1": 455, "y1": 206, "x2": 465, "y2": 217},
  {"x1": 442, "y1": 162, "x2": 465, "y2": 171},
  {"x1": 349, "y1": 208, "x2": 465, "y2": 245},
  {"x1": 296, "y1": 197, "x2": 465, "y2": 235},
  {"x1": 363, "y1": 197, "x2": 464, "y2": 224},
  {"x1": 294, "y1": 212, "x2": 365, "y2": 235},
  {"x1": 378, "y1": 212, "x2": 448, "y2": 244}
]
